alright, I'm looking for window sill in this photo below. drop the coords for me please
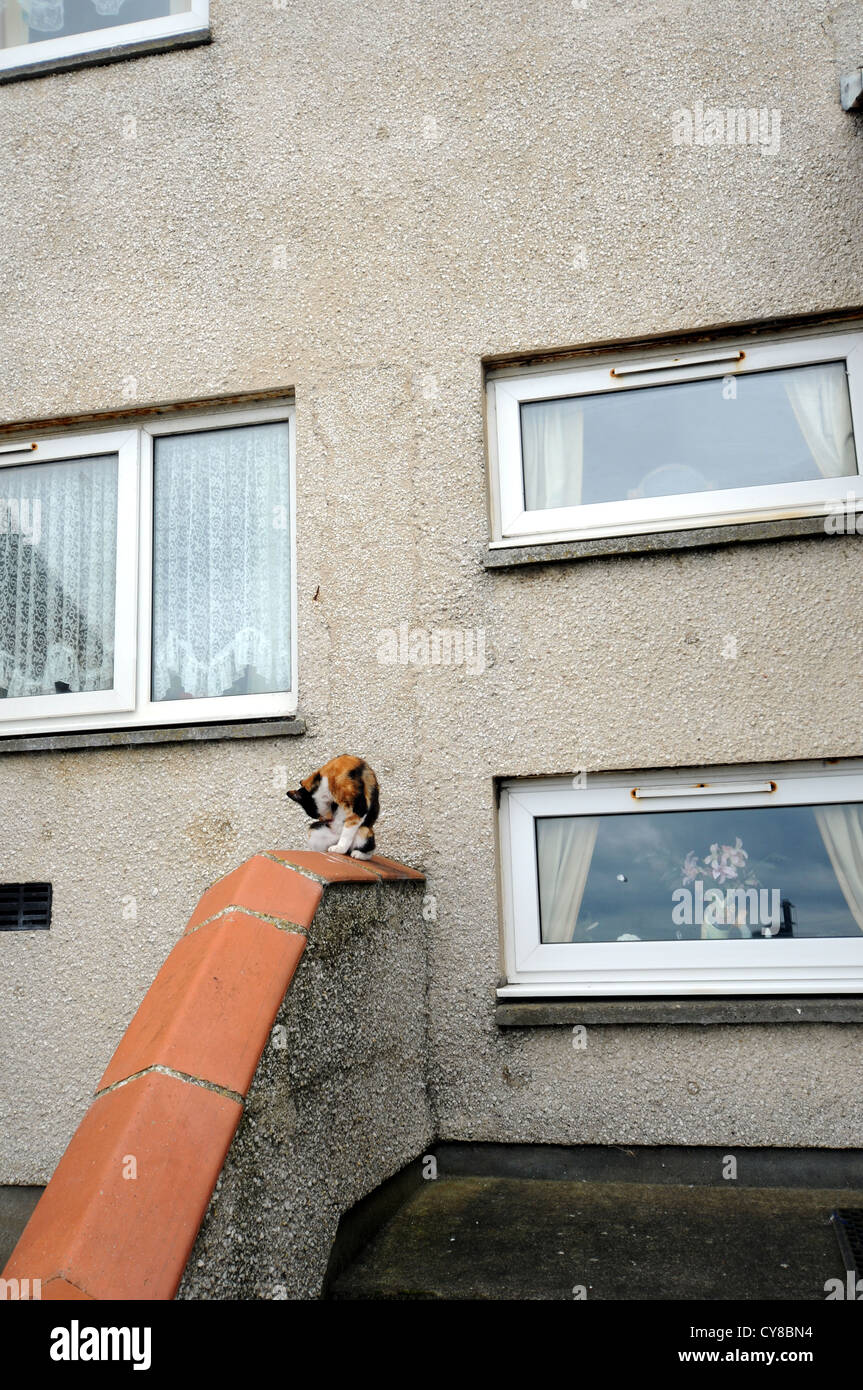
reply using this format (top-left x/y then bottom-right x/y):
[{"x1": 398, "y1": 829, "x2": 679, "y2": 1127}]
[
  {"x1": 0, "y1": 717, "x2": 305, "y2": 756},
  {"x1": 495, "y1": 996, "x2": 863, "y2": 1027},
  {"x1": 484, "y1": 516, "x2": 853, "y2": 568},
  {"x1": 0, "y1": 28, "x2": 211, "y2": 85}
]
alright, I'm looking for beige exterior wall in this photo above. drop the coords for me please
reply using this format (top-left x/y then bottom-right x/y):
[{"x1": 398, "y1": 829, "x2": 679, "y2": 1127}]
[{"x1": 1, "y1": 1, "x2": 863, "y2": 1181}]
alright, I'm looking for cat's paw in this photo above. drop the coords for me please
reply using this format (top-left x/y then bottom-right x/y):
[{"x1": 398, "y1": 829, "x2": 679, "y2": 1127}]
[
  {"x1": 327, "y1": 844, "x2": 348, "y2": 855},
  {"x1": 350, "y1": 850, "x2": 372, "y2": 860}
]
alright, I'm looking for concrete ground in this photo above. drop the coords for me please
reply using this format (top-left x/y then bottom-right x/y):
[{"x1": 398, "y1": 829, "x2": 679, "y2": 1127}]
[
  {"x1": 3, "y1": 1162, "x2": 855, "y2": 1300},
  {"x1": 328, "y1": 1176, "x2": 853, "y2": 1300}
]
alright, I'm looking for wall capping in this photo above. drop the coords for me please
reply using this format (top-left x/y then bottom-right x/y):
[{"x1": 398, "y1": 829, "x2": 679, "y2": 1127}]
[{"x1": 1, "y1": 850, "x2": 424, "y2": 1301}]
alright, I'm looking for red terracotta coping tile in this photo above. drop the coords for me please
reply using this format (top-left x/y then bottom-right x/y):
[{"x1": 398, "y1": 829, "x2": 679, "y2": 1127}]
[
  {"x1": 186, "y1": 852, "x2": 322, "y2": 932},
  {"x1": 267, "y1": 850, "x2": 426, "y2": 883},
  {"x1": 97, "y1": 911, "x2": 307, "y2": 1097},
  {"x1": 3, "y1": 1073, "x2": 241, "y2": 1302},
  {"x1": 2, "y1": 850, "x2": 426, "y2": 1301},
  {"x1": 361, "y1": 854, "x2": 426, "y2": 882},
  {"x1": 41, "y1": 1278, "x2": 94, "y2": 1300},
  {"x1": 267, "y1": 850, "x2": 381, "y2": 883}
]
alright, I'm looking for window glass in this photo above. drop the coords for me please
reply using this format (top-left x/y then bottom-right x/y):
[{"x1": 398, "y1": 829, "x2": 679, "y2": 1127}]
[
  {"x1": 151, "y1": 422, "x2": 292, "y2": 702},
  {"x1": 520, "y1": 361, "x2": 857, "y2": 511},
  {"x1": 0, "y1": 0, "x2": 190, "y2": 48},
  {"x1": 537, "y1": 803, "x2": 863, "y2": 944},
  {"x1": 0, "y1": 454, "x2": 118, "y2": 699}
]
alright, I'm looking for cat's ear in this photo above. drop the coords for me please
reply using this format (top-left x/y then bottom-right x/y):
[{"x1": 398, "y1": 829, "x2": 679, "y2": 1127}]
[{"x1": 286, "y1": 788, "x2": 303, "y2": 803}]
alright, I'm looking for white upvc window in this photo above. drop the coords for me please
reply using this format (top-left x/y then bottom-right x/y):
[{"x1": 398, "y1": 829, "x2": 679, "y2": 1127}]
[
  {"x1": 0, "y1": 405, "x2": 297, "y2": 736},
  {"x1": 0, "y1": 1, "x2": 208, "y2": 74},
  {"x1": 487, "y1": 326, "x2": 863, "y2": 547},
  {"x1": 499, "y1": 761, "x2": 863, "y2": 998}
]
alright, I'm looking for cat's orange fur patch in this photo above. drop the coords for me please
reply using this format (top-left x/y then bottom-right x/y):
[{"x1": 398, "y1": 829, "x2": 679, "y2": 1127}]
[{"x1": 302, "y1": 754, "x2": 376, "y2": 817}]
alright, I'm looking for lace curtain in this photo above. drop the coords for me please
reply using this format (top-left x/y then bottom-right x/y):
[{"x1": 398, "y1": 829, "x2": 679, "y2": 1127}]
[
  {"x1": 151, "y1": 422, "x2": 292, "y2": 703},
  {"x1": 0, "y1": 455, "x2": 117, "y2": 699}
]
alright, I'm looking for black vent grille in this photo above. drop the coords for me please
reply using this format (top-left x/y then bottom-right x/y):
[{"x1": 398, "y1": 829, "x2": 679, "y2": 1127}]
[
  {"x1": 832, "y1": 1209, "x2": 863, "y2": 1275},
  {"x1": 0, "y1": 883, "x2": 52, "y2": 932}
]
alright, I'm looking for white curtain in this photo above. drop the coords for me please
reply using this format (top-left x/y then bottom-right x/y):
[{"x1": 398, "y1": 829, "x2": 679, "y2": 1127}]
[
  {"x1": 521, "y1": 399, "x2": 584, "y2": 511},
  {"x1": 537, "y1": 817, "x2": 598, "y2": 943},
  {"x1": 152, "y1": 422, "x2": 292, "y2": 702},
  {"x1": 0, "y1": 455, "x2": 117, "y2": 698},
  {"x1": 784, "y1": 363, "x2": 857, "y2": 479},
  {"x1": 815, "y1": 805, "x2": 863, "y2": 934}
]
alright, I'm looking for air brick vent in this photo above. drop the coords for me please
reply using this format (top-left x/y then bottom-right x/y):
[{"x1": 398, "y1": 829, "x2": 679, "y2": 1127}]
[{"x1": 0, "y1": 883, "x2": 52, "y2": 932}]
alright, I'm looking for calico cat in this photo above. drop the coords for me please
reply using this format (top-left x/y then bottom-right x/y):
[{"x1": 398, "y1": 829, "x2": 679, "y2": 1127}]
[{"x1": 286, "y1": 754, "x2": 380, "y2": 860}]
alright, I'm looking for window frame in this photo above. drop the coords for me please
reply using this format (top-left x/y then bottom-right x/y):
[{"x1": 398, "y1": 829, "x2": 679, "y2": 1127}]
[
  {"x1": 0, "y1": 429, "x2": 138, "y2": 723},
  {"x1": 498, "y1": 760, "x2": 863, "y2": 998},
  {"x1": 0, "y1": 404, "x2": 297, "y2": 737},
  {"x1": 0, "y1": 0, "x2": 209, "y2": 75},
  {"x1": 486, "y1": 327, "x2": 863, "y2": 548}
]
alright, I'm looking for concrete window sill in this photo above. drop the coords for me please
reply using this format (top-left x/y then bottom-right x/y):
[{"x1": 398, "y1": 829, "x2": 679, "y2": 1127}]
[
  {"x1": 483, "y1": 516, "x2": 856, "y2": 568},
  {"x1": 495, "y1": 997, "x2": 863, "y2": 1027},
  {"x1": 0, "y1": 29, "x2": 211, "y2": 85},
  {"x1": 0, "y1": 717, "x2": 306, "y2": 756}
]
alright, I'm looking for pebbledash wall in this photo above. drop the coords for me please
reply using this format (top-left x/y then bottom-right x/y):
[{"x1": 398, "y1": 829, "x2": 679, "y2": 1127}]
[{"x1": 2, "y1": 1, "x2": 863, "y2": 1186}]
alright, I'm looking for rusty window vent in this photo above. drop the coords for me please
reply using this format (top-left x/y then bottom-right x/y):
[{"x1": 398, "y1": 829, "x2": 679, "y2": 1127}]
[{"x1": 0, "y1": 882, "x2": 52, "y2": 931}]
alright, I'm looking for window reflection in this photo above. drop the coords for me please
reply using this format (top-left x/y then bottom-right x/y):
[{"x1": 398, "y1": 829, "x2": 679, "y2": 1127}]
[{"x1": 537, "y1": 804, "x2": 863, "y2": 943}]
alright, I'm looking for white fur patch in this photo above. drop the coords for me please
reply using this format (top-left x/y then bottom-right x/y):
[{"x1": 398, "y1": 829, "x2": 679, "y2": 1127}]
[
  {"x1": 307, "y1": 822, "x2": 339, "y2": 852},
  {"x1": 308, "y1": 781, "x2": 367, "y2": 855},
  {"x1": 313, "y1": 776, "x2": 333, "y2": 820}
]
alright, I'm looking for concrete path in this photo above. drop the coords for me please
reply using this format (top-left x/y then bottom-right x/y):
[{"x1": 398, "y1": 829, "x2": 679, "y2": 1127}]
[{"x1": 329, "y1": 1176, "x2": 852, "y2": 1300}]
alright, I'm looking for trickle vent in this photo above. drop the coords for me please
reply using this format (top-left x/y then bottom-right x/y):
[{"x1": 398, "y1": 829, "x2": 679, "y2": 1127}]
[{"x1": 0, "y1": 883, "x2": 52, "y2": 932}]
